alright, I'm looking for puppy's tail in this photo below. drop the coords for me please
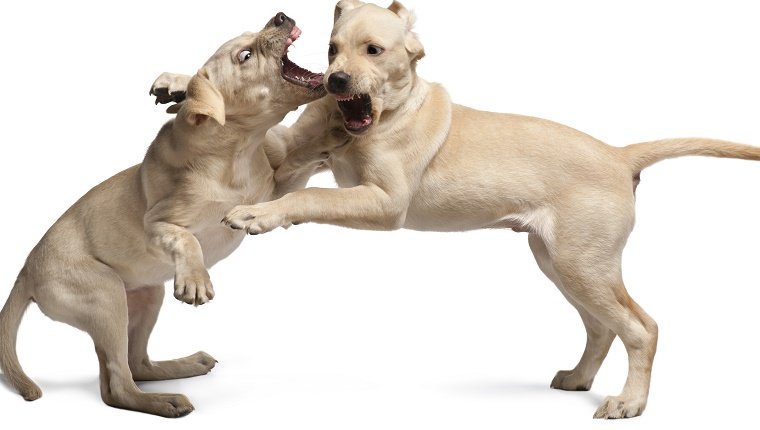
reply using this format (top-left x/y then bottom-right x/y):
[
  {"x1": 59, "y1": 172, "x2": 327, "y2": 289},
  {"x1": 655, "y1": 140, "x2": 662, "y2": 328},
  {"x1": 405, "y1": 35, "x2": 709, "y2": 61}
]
[
  {"x1": 622, "y1": 138, "x2": 760, "y2": 173},
  {"x1": 0, "y1": 273, "x2": 41, "y2": 401}
]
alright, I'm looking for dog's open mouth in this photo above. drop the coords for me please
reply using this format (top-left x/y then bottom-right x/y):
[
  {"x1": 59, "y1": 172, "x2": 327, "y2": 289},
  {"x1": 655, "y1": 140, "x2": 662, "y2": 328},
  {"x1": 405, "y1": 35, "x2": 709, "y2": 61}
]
[
  {"x1": 335, "y1": 93, "x2": 373, "y2": 133},
  {"x1": 281, "y1": 26, "x2": 324, "y2": 91}
]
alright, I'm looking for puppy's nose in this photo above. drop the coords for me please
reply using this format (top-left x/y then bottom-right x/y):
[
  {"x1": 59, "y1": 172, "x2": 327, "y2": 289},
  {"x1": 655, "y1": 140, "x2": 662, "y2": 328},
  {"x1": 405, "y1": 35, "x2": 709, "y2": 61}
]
[
  {"x1": 274, "y1": 12, "x2": 289, "y2": 27},
  {"x1": 327, "y1": 72, "x2": 351, "y2": 94}
]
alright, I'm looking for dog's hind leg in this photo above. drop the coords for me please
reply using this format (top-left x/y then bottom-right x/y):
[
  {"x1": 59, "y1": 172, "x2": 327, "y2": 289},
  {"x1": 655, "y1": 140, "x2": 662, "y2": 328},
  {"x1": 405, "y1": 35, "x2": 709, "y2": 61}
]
[
  {"x1": 126, "y1": 285, "x2": 216, "y2": 381},
  {"x1": 527, "y1": 233, "x2": 616, "y2": 392},
  {"x1": 545, "y1": 193, "x2": 658, "y2": 419},
  {"x1": 35, "y1": 262, "x2": 195, "y2": 417}
]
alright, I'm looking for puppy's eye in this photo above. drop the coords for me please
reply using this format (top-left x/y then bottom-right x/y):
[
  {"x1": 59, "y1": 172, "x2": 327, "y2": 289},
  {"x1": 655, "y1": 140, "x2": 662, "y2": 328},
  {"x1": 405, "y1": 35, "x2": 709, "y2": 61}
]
[
  {"x1": 238, "y1": 49, "x2": 252, "y2": 63},
  {"x1": 328, "y1": 43, "x2": 337, "y2": 56},
  {"x1": 367, "y1": 44, "x2": 384, "y2": 56}
]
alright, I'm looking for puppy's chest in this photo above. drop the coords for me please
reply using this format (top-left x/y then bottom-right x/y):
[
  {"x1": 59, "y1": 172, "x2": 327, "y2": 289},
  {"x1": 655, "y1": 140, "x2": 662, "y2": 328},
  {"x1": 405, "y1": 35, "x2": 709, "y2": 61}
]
[
  {"x1": 206, "y1": 179, "x2": 273, "y2": 205},
  {"x1": 184, "y1": 171, "x2": 274, "y2": 230},
  {"x1": 188, "y1": 178, "x2": 272, "y2": 267},
  {"x1": 192, "y1": 161, "x2": 274, "y2": 203}
]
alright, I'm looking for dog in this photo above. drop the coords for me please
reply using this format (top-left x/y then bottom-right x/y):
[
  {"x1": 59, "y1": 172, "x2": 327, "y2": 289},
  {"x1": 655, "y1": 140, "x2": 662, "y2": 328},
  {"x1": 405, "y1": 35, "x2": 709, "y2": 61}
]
[
  {"x1": 217, "y1": 1, "x2": 760, "y2": 419},
  {"x1": 0, "y1": 12, "x2": 324, "y2": 417}
]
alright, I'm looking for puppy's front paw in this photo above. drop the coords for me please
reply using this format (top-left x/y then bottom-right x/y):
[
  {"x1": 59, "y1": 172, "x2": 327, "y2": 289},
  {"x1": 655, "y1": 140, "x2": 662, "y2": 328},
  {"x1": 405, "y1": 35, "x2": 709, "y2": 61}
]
[
  {"x1": 149, "y1": 72, "x2": 189, "y2": 105},
  {"x1": 222, "y1": 203, "x2": 292, "y2": 235},
  {"x1": 174, "y1": 268, "x2": 215, "y2": 306}
]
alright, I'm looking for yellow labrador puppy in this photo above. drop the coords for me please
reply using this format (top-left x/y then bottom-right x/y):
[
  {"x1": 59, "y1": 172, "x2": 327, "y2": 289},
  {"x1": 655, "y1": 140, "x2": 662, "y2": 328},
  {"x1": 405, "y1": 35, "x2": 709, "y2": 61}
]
[
  {"x1": 221, "y1": 1, "x2": 760, "y2": 419},
  {"x1": 0, "y1": 13, "x2": 324, "y2": 417}
]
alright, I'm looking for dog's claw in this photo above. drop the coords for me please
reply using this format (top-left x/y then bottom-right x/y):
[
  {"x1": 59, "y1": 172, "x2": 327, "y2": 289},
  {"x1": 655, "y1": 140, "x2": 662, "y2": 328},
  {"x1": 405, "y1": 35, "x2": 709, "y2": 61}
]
[{"x1": 150, "y1": 87, "x2": 187, "y2": 105}]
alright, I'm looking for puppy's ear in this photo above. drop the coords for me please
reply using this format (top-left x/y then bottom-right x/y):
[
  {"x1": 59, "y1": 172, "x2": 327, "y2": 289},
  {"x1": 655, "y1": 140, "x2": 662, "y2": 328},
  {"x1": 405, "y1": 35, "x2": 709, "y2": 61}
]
[
  {"x1": 182, "y1": 69, "x2": 225, "y2": 127},
  {"x1": 388, "y1": 1, "x2": 425, "y2": 63},
  {"x1": 387, "y1": 1, "x2": 411, "y2": 23},
  {"x1": 334, "y1": 0, "x2": 363, "y2": 23}
]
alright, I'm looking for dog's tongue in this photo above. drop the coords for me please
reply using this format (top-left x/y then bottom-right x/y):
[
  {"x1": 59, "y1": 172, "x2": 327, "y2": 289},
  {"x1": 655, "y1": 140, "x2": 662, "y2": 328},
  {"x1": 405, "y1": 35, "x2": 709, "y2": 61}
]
[
  {"x1": 346, "y1": 117, "x2": 372, "y2": 129},
  {"x1": 286, "y1": 25, "x2": 301, "y2": 47}
]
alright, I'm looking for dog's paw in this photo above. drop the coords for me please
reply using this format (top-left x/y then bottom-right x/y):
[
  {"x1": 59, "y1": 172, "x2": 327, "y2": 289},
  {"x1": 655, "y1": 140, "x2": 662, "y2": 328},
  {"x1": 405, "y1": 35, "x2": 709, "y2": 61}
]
[
  {"x1": 550, "y1": 370, "x2": 593, "y2": 391},
  {"x1": 222, "y1": 203, "x2": 292, "y2": 235},
  {"x1": 174, "y1": 268, "x2": 215, "y2": 306},
  {"x1": 593, "y1": 395, "x2": 646, "y2": 419},
  {"x1": 152, "y1": 393, "x2": 195, "y2": 418},
  {"x1": 149, "y1": 72, "x2": 189, "y2": 105},
  {"x1": 189, "y1": 351, "x2": 217, "y2": 374}
]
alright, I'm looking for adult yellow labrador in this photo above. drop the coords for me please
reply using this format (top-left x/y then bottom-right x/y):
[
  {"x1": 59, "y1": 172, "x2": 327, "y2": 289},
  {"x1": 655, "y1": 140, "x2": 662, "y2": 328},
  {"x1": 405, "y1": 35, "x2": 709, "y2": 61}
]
[
  {"x1": 0, "y1": 13, "x2": 324, "y2": 416},
  {"x1": 220, "y1": 1, "x2": 760, "y2": 419}
]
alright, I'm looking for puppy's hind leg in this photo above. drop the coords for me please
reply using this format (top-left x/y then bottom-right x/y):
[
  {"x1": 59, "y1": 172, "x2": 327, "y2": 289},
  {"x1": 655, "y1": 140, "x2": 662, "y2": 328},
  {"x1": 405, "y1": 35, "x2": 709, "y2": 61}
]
[
  {"x1": 127, "y1": 285, "x2": 216, "y2": 381},
  {"x1": 527, "y1": 233, "x2": 616, "y2": 392},
  {"x1": 35, "y1": 262, "x2": 195, "y2": 417},
  {"x1": 547, "y1": 196, "x2": 658, "y2": 419}
]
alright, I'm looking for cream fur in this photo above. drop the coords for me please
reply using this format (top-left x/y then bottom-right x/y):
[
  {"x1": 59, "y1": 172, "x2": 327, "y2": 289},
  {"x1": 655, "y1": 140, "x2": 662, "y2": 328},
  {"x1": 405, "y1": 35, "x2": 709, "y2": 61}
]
[
  {"x1": 0, "y1": 14, "x2": 324, "y2": 417},
  {"x1": 221, "y1": 1, "x2": 760, "y2": 419}
]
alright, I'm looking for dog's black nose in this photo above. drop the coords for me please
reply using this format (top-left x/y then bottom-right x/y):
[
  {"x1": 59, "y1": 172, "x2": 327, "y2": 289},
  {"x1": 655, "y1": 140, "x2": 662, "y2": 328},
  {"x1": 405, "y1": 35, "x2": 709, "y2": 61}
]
[
  {"x1": 274, "y1": 12, "x2": 289, "y2": 27},
  {"x1": 327, "y1": 72, "x2": 351, "y2": 93}
]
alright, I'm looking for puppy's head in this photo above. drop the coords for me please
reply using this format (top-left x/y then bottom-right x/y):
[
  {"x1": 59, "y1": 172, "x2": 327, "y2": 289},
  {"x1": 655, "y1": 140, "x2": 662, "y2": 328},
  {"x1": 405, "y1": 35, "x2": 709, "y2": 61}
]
[
  {"x1": 180, "y1": 12, "x2": 326, "y2": 129},
  {"x1": 325, "y1": 1, "x2": 424, "y2": 135}
]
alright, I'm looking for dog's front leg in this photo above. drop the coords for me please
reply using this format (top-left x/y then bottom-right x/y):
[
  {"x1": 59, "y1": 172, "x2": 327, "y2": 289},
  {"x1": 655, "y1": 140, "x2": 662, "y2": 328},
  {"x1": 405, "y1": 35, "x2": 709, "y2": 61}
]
[
  {"x1": 273, "y1": 145, "x2": 330, "y2": 197},
  {"x1": 268, "y1": 98, "x2": 349, "y2": 196},
  {"x1": 223, "y1": 183, "x2": 409, "y2": 234},
  {"x1": 146, "y1": 218, "x2": 214, "y2": 306}
]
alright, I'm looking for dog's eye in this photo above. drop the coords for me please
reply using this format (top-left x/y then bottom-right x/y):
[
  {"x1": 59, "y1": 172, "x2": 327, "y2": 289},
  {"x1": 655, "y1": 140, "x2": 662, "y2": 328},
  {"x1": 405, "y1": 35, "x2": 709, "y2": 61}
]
[
  {"x1": 328, "y1": 43, "x2": 337, "y2": 56},
  {"x1": 367, "y1": 45, "x2": 384, "y2": 56},
  {"x1": 238, "y1": 49, "x2": 252, "y2": 63}
]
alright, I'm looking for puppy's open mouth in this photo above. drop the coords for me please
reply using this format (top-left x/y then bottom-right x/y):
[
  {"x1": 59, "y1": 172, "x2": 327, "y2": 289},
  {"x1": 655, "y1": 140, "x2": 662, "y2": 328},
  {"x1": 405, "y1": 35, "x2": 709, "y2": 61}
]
[
  {"x1": 281, "y1": 26, "x2": 324, "y2": 91},
  {"x1": 335, "y1": 93, "x2": 373, "y2": 133}
]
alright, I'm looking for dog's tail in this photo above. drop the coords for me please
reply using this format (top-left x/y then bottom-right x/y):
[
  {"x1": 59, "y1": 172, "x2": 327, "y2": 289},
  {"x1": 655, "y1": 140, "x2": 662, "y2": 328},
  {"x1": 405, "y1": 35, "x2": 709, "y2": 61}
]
[
  {"x1": 0, "y1": 273, "x2": 41, "y2": 401},
  {"x1": 622, "y1": 138, "x2": 760, "y2": 173}
]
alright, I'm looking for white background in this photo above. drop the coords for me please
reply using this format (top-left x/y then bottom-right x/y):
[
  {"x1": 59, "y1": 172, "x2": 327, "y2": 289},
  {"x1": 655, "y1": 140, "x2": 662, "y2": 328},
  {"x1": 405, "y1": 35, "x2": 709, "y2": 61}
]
[{"x1": 1, "y1": 0, "x2": 759, "y2": 428}]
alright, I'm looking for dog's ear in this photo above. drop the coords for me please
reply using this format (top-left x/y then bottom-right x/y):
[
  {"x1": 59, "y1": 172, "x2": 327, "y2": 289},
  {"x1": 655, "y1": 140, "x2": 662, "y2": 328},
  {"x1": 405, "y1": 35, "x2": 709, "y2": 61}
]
[
  {"x1": 388, "y1": 1, "x2": 425, "y2": 63},
  {"x1": 387, "y1": 1, "x2": 411, "y2": 22},
  {"x1": 182, "y1": 69, "x2": 225, "y2": 127},
  {"x1": 334, "y1": 0, "x2": 363, "y2": 23}
]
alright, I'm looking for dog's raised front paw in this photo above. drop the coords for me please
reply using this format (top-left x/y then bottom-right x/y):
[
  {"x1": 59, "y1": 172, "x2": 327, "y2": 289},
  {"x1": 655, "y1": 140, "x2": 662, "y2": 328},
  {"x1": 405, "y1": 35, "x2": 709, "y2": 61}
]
[
  {"x1": 222, "y1": 203, "x2": 292, "y2": 235},
  {"x1": 149, "y1": 72, "x2": 189, "y2": 105},
  {"x1": 174, "y1": 268, "x2": 215, "y2": 306}
]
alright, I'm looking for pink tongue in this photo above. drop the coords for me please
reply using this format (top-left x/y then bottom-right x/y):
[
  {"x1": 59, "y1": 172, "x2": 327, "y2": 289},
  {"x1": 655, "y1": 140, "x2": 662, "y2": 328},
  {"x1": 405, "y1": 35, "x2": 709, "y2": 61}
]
[
  {"x1": 285, "y1": 26, "x2": 301, "y2": 49},
  {"x1": 346, "y1": 117, "x2": 372, "y2": 129},
  {"x1": 290, "y1": 26, "x2": 301, "y2": 41}
]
